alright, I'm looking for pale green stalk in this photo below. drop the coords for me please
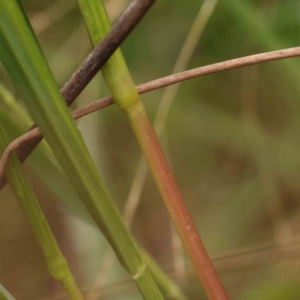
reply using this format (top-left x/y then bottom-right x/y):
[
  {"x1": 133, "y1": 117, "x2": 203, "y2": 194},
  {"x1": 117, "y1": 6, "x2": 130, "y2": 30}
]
[
  {"x1": 76, "y1": 1, "x2": 228, "y2": 299},
  {"x1": 0, "y1": 124, "x2": 84, "y2": 300},
  {"x1": 92, "y1": 0, "x2": 218, "y2": 295},
  {"x1": 0, "y1": 67, "x2": 182, "y2": 300},
  {"x1": 0, "y1": 1, "x2": 162, "y2": 299},
  {"x1": 0, "y1": 82, "x2": 93, "y2": 225}
]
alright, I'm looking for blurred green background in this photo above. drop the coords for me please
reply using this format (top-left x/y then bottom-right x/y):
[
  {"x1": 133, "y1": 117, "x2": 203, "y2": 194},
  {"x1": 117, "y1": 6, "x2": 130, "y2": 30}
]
[{"x1": 1, "y1": 0, "x2": 300, "y2": 299}]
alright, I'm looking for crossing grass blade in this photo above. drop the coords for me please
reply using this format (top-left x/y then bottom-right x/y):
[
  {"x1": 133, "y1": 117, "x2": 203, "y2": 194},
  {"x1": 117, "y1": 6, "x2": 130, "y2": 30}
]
[
  {"x1": 0, "y1": 1, "x2": 162, "y2": 298},
  {"x1": 0, "y1": 123, "x2": 85, "y2": 300}
]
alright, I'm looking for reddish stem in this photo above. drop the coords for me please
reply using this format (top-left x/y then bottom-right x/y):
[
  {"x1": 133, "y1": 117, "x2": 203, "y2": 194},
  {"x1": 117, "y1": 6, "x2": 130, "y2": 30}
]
[{"x1": 124, "y1": 100, "x2": 229, "y2": 300}]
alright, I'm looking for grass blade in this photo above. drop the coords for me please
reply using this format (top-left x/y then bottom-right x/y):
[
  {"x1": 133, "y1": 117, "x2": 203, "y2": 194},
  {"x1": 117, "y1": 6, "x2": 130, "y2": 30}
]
[
  {"x1": 0, "y1": 1, "x2": 162, "y2": 298},
  {"x1": 0, "y1": 80, "x2": 186, "y2": 300},
  {"x1": 0, "y1": 124, "x2": 84, "y2": 300},
  {"x1": 0, "y1": 83, "x2": 186, "y2": 300},
  {"x1": 123, "y1": 0, "x2": 218, "y2": 281}
]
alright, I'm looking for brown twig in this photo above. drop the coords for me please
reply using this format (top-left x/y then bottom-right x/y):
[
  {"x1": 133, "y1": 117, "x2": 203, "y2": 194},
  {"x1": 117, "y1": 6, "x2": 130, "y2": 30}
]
[
  {"x1": 1, "y1": 46, "x2": 300, "y2": 181},
  {"x1": 71, "y1": 46, "x2": 300, "y2": 118},
  {"x1": 0, "y1": 0, "x2": 155, "y2": 190}
]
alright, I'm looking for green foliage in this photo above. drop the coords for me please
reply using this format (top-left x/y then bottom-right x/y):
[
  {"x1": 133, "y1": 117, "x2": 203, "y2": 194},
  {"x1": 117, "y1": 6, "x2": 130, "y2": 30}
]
[
  {"x1": 0, "y1": 124, "x2": 84, "y2": 299},
  {"x1": 0, "y1": 0, "x2": 162, "y2": 298}
]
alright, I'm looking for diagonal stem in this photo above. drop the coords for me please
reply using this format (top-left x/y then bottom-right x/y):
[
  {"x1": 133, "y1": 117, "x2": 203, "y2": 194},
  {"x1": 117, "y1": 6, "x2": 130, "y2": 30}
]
[
  {"x1": 0, "y1": 0, "x2": 154, "y2": 190},
  {"x1": 0, "y1": 125, "x2": 85, "y2": 300},
  {"x1": 1, "y1": 46, "x2": 300, "y2": 188},
  {"x1": 125, "y1": 101, "x2": 228, "y2": 299},
  {"x1": 76, "y1": 0, "x2": 227, "y2": 298}
]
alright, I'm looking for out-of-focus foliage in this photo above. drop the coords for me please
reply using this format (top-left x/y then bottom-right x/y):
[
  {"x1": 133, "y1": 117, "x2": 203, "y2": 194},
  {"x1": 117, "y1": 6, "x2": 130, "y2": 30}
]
[{"x1": 1, "y1": 0, "x2": 300, "y2": 299}]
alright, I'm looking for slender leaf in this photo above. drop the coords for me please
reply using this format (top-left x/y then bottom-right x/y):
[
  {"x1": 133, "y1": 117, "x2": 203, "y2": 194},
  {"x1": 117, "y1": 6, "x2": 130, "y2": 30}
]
[
  {"x1": 0, "y1": 85, "x2": 93, "y2": 223},
  {"x1": 0, "y1": 123, "x2": 84, "y2": 300},
  {"x1": 0, "y1": 1, "x2": 162, "y2": 298}
]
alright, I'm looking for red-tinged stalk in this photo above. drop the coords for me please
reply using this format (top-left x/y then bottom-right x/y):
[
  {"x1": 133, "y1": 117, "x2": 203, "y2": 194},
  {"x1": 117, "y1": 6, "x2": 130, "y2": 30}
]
[
  {"x1": 124, "y1": 100, "x2": 228, "y2": 300},
  {"x1": 77, "y1": 0, "x2": 228, "y2": 298}
]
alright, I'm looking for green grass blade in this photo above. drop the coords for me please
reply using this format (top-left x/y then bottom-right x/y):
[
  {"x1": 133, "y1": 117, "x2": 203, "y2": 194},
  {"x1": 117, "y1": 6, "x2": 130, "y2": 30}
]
[
  {"x1": 0, "y1": 94, "x2": 188, "y2": 300},
  {"x1": 0, "y1": 1, "x2": 162, "y2": 298},
  {"x1": 0, "y1": 92, "x2": 188, "y2": 300},
  {"x1": 0, "y1": 84, "x2": 93, "y2": 224},
  {"x1": 0, "y1": 97, "x2": 187, "y2": 300},
  {"x1": 0, "y1": 124, "x2": 84, "y2": 300},
  {"x1": 77, "y1": 0, "x2": 190, "y2": 298}
]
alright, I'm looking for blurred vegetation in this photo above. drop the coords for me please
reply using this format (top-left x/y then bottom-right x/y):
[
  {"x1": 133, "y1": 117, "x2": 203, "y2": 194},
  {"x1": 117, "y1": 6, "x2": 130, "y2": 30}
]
[{"x1": 1, "y1": 0, "x2": 300, "y2": 299}]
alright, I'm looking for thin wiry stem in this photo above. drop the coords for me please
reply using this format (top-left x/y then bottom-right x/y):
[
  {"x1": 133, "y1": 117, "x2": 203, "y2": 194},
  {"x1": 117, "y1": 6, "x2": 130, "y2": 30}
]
[
  {"x1": 77, "y1": 0, "x2": 226, "y2": 297},
  {"x1": 1, "y1": 46, "x2": 300, "y2": 180},
  {"x1": 1, "y1": 0, "x2": 162, "y2": 298},
  {"x1": 0, "y1": 0, "x2": 154, "y2": 190}
]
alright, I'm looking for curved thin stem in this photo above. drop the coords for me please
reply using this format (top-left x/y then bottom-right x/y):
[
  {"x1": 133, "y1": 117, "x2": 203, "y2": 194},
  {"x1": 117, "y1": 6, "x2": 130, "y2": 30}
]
[{"x1": 1, "y1": 46, "x2": 300, "y2": 182}]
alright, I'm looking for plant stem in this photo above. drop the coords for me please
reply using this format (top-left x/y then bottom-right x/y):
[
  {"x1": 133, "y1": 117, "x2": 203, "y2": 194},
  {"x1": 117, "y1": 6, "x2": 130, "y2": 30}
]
[
  {"x1": 0, "y1": 125, "x2": 84, "y2": 300},
  {"x1": 0, "y1": 0, "x2": 154, "y2": 191},
  {"x1": 77, "y1": 0, "x2": 228, "y2": 298},
  {"x1": 125, "y1": 101, "x2": 228, "y2": 299},
  {"x1": 0, "y1": 1, "x2": 162, "y2": 299}
]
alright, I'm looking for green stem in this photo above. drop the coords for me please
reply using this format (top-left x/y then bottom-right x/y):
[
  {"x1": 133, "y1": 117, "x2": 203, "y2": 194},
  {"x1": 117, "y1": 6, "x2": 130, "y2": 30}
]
[
  {"x1": 0, "y1": 1, "x2": 162, "y2": 299},
  {"x1": 0, "y1": 124, "x2": 84, "y2": 300},
  {"x1": 0, "y1": 284, "x2": 15, "y2": 300},
  {"x1": 77, "y1": 0, "x2": 228, "y2": 299}
]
